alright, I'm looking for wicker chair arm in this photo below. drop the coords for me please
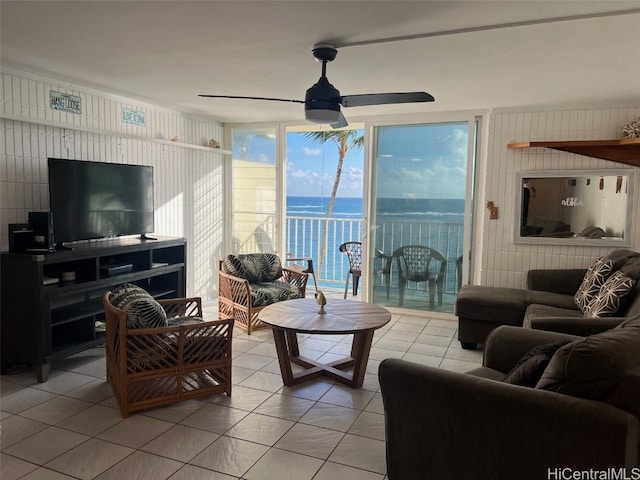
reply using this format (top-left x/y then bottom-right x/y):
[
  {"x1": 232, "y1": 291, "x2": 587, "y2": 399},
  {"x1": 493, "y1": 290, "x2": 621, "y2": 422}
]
[
  {"x1": 157, "y1": 297, "x2": 202, "y2": 318},
  {"x1": 281, "y1": 266, "x2": 309, "y2": 297},
  {"x1": 124, "y1": 316, "x2": 234, "y2": 336},
  {"x1": 218, "y1": 269, "x2": 252, "y2": 304}
]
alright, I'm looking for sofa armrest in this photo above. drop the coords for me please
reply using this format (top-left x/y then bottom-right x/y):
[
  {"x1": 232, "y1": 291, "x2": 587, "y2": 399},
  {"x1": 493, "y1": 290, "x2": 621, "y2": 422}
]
[
  {"x1": 482, "y1": 326, "x2": 581, "y2": 373},
  {"x1": 528, "y1": 316, "x2": 628, "y2": 336},
  {"x1": 379, "y1": 358, "x2": 639, "y2": 480},
  {"x1": 527, "y1": 268, "x2": 587, "y2": 295}
]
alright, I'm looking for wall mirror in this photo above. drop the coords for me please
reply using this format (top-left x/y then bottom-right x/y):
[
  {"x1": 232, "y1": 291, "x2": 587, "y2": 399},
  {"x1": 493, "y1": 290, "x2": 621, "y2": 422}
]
[{"x1": 515, "y1": 169, "x2": 636, "y2": 246}]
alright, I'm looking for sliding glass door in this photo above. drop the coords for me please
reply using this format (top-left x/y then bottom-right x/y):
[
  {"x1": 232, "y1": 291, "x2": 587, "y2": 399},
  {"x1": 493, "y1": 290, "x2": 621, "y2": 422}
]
[{"x1": 368, "y1": 120, "x2": 476, "y2": 313}]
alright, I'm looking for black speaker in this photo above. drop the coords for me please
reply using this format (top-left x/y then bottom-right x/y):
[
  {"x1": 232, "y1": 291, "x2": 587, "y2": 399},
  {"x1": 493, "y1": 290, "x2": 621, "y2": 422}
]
[
  {"x1": 8, "y1": 223, "x2": 33, "y2": 253},
  {"x1": 28, "y1": 211, "x2": 55, "y2": 252}
]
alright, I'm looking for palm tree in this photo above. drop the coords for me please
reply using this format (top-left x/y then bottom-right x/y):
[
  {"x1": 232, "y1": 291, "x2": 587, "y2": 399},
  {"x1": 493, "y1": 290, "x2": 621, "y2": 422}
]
[{"x1": 303, "y1": 129, "x2": 364, "y2": 273}]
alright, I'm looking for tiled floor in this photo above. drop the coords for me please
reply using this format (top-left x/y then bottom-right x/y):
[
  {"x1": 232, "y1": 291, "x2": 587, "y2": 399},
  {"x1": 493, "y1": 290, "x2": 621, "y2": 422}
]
[{"x1": 1, "y1": 293, "x2": 482, "y2": 480}]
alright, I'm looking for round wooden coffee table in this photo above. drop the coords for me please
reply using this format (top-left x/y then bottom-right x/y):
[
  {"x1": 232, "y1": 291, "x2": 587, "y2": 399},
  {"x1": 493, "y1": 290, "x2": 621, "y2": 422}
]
[{"x1": 258, "y1": 297, "x2": 391, "y2": 388}]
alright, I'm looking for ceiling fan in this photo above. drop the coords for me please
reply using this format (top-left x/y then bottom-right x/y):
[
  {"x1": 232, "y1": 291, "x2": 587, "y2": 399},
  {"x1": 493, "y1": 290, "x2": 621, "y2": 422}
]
[{"x1": 199, "y1": 43, "x2": 434, "y2": 128}]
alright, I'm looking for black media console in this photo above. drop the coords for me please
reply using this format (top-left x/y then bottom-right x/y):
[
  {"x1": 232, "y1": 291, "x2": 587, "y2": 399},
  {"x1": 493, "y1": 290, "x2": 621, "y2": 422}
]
[{"x1": 0, "y1": 236, "x2": 186, "y2": 382}]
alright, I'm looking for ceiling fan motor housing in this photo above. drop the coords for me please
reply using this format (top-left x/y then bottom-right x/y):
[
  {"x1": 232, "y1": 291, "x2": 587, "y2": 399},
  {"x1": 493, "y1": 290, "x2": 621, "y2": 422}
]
[{"x1": 304, "y1": 76, "x2": 341, "y2": 123}]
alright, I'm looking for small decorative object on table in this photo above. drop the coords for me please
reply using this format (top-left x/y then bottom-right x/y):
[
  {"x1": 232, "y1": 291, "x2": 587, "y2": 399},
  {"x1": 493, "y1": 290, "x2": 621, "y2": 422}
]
[
  {"x1": 621, "y1": 117, "x2": 640, "y2": 139},
  {"x1": 171, "y1": 136, "x2": 179, "y2": 142},
  {"x1": 316, "y1": 290, "x2": 327, "y2": 313},
  {"x1": 208, "y1": 139, "x2": 221, "y2": 148}
]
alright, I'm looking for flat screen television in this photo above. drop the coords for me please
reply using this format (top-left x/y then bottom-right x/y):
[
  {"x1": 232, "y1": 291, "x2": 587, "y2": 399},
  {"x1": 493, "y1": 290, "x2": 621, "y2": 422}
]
[{"x1": 47, "y1": 158, "x2": 154, "y2": 245}]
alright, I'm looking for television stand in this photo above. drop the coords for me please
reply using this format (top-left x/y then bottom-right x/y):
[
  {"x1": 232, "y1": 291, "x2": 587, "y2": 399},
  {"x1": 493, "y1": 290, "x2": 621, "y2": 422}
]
[
  {"x1": 1, "y1": 236, "x2": 186, "y2": 382},
  {"x1": 55, "y1": 243, "x2": 73, "y2": 251},
  {"x1": 139, "y1": 234, "x2": 157, "y2": 241}
]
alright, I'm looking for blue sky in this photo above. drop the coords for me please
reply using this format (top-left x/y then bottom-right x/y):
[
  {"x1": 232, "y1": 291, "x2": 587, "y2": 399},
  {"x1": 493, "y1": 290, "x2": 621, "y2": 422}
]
[
  {"x1": 238, "y1": 123, "x2": 470, "y2": 199},
  {"x1": 286, "y1": 131, "x2": 364, "y2": 198}
]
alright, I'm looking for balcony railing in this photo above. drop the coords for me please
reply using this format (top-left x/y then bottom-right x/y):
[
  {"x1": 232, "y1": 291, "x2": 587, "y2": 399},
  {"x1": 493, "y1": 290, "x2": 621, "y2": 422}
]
[{"x1": 286, "y1": 216, "x2": 465, "y2": 296}]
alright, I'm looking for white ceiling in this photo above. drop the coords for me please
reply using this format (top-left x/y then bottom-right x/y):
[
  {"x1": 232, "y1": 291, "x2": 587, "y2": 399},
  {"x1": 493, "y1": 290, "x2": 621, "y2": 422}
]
[{"x1": 2, "y1": 1, "x2": 640, "y2": 126}]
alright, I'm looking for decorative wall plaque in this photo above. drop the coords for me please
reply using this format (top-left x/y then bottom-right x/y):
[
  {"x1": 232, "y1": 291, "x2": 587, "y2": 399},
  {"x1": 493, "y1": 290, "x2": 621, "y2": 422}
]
[
  {"x1": 50, "y1": 91, "x2": 82, "y2": 114},
  {"x1": 122, "y1": 107, "x2": 146, "y2": 127}
]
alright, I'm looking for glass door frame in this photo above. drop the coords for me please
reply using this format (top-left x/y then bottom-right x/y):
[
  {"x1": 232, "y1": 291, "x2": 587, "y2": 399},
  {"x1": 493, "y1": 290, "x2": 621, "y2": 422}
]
[{"x1": 361, "y1": 112, "x2": 485, "y2": 306}]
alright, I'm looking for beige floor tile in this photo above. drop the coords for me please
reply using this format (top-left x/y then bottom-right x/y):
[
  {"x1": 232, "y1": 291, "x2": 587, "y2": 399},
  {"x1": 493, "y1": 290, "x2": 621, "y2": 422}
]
[
  {"x1": 63, "y1": 379, "x2": 114, "y2": 403},
  {"x1": 141, "y1": 425, "x2": 219, "y2": 462},
  {"x1": 401, "y1": 353, "x2": 442, "y2": 367},
  {"x1": 439, "y1": 357, "x2": 482, "y2": 373},
  {"x1": 253, "y1": 392, "x2": 316, "y2": 421},
  {"x1": 45, "y1": 438, "x2": 133, "y2": 479},
  {"x1": 0, "y1": 387, "x2": 57, "y2": 414},
  {"x1": 30, "y1": 370, "x2": 96, "y2": 394},
  {"x1": 1, "y1": 452, "x2": 39, "y2": 480},
  {"x1": 0, "y1": 415, "x2": 48, "y2": 449},
  {"x1": 407, "y1": 342, "x2": 448, "y2": 357},
  {"x1": 94, "y1": 450, "x2": 182, "y2": 480},
  {"x1": 168, "y1": 464, "x2": 238, "y2": 480},
  {"x1": 20, "y1": 395, "x2": 93, "y2": 425},
  {"x1": 210, "y1": 385, "x2": 274, "y2": 411},
  {"x1": 380, "y1": 330, "x2": 420, "y2": 343},
  {"x1": 319, "y1": 384, "x2": 375, "y2": 410},
  {"x1": 180, "y1": 403, "x2": 249, "y2": 434},
  {"x1": 18, "y1": 467, "x2": 77, "y2": 479},
  {"x1": 414, "y1": 333, "x2": 453, "y2": 347},
  {"x1": 97, "y1": 414, "x2": 173, "y2": 448},
  {"x1": 243, "y1": 448, "x2": 323, "y2": 480},
  {"x1": 57, "y1": 405, "x2": 123, "y2": 436},
  {"x1": 0, "y1": 380, "x2": 26, "y2": 397},
  {"x1": 328, "y1": 433, "x2": 387, "y2": 474},
  {"x1": 348, "y1": 411, "x2": 386, "y2": 441},
  {"x1": 238, "y1": 371, "x2": 286, "y2": 393},
  {"x1": 141, "y1": 399, "x2": 208, "y2": 423},
  {"x1": 299, "y1": 402, "x2": 360, "y2": 432},
  {"x1": 274, "y1": 422, "x2": 344, "y2": 459},
  {"x1": 313, "y1": 461, "x2": 385, "y2": 480},
  {"x1": 232, "y1": 352, "x2": 275, "y2": 370},
  {"x1": 190, "y1": 436, "x2": 269, "y2": 477},
  {"x1": 225, "y1": 412, "x2": 294, "y2": 446},
  {"x1": 280, "y1": 380, "x2": 334, "y2": 401},
  {"x1": 3, "y1": 426, "x2": 89, "y2": 464}
]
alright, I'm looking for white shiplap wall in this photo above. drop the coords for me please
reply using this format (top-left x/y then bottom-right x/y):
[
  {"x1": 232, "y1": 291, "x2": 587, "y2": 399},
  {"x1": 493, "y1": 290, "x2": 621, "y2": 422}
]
[
  {"x1": 0, "y1": 69, "x2": 226, "y2": 299},
  {"x1": 481, "y1": 105, "x2": 640, "y2": 288}
]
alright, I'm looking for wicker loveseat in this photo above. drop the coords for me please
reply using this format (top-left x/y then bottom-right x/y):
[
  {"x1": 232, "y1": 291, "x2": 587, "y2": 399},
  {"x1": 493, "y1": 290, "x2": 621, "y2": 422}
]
[
  {"x1": 218, "y1": 253, "x2": 308, "y2": 334},
  {"x1": 103, "y1": 284, "x2": 233, "y2": 418}
]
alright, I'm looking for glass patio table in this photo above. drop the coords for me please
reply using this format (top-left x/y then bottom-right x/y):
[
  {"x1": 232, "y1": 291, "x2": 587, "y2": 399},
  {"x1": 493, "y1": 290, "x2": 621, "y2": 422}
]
[{"x1": 258, "y1": 297, "x2": 391, "y2": 388}]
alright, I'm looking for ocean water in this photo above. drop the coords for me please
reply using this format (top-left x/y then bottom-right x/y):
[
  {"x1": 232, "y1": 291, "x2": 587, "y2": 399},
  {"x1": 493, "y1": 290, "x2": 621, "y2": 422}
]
[
  {"x1": 287, "y1": 196, "x2": 465, "y2": 222},
  {"x1": 286, "y1": 196, "x2": 466, "y2": 291}
]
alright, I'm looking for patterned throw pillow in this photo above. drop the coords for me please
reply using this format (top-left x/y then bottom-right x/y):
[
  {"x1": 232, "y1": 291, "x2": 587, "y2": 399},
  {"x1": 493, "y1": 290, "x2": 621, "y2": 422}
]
[
  {"x1": 223, "y1": 253, "x2": 282, "y2": 283},
  {"x1": 574, "y1": 257, "x2": 615, "y2": 313},
  {"x1": 584, "y1": 271, "x2": 636, "y2": 318},
  {"x1": 109, "y1": 283, "x2": 167, "y2": 329}
]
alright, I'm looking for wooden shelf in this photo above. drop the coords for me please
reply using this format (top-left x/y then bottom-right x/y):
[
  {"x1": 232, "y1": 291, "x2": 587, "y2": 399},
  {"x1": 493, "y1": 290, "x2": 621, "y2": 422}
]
[{"x1": 508, "y1": 138, "x2": 640, "y2": 168}]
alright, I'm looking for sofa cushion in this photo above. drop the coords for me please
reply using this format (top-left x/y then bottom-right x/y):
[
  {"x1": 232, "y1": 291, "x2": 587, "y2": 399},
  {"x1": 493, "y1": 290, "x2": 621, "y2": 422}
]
[
  {"x1": 250, "y1": 280, "x2": 302, "y2": 307},
  {"x1": 573, "y1": 257, "x2": 615, "y2": 313},
  {"x1": 535, "y1": 317, "x2": 640, "y2": 399},
  {"x1": 110, "y1": 283, "x2": 167, "y2": 329},
  {"x1": 223, "y1": 253, "x2": 283, "y2": 283},
  {"x1": 504, "y1": 340, "x2": 572, "y2": 387},
  {"x1": 523, "y1": 304, "x2": 583, "y2": 328},
  {"x1": 525, "y1": 291, "x2": 579, "y2": 311}
]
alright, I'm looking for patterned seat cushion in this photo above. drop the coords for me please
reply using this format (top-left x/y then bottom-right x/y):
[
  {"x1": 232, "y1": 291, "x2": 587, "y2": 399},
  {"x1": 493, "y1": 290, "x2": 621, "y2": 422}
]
[
  {"x1": 222, "y1": 253, "x2": 283, "y2": 283},
  {"x1": 109, "y1": 283, "x2": 167, "y2": 329},
  {"x1": 250, "y1": 281, "x2": 302, "y2": 307}
]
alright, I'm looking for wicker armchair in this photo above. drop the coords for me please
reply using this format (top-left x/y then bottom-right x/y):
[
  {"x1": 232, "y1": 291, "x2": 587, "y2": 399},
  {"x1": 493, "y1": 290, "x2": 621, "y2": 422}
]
[
  {"x1": 218, "y1": 253, "x2": 308, "y2": 334},
  {"x1": 103, "y1": 290, "x2": 233, "y2": 418}
]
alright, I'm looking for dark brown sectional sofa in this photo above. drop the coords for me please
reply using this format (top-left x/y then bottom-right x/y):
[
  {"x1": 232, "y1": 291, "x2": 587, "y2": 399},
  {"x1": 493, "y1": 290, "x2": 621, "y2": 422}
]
[{"x1": 455, "y1": 249, "x2": 640, "y2": 349}]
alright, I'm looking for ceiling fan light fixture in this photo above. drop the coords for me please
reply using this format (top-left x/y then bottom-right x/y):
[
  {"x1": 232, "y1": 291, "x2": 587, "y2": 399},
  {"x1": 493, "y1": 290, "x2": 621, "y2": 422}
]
[{"x1": 305, "y1": 104, "x2": 341, "y2": 124}]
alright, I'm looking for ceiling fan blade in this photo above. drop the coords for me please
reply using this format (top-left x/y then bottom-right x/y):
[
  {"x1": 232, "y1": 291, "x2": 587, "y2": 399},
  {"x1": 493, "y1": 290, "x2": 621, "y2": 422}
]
[
  {"x1": 330, "y1": 111, "x2": 349, "y2": 129},
  {"x1": 198, "y1": 94, "x2": 305, "y2": 104},
  {"x1": 340, "y1": 92, "x2": 434, "y2": 107}
]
